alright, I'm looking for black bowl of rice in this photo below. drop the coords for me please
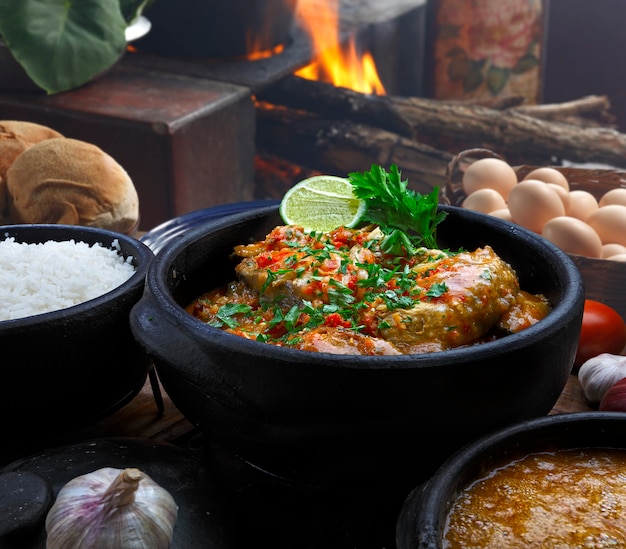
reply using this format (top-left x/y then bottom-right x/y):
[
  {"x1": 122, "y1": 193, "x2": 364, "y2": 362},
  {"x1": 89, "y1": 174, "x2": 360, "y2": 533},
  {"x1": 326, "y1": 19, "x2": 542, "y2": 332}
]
[{"x1": 0, "y1": 224, "x2": 154, "y2": 449}]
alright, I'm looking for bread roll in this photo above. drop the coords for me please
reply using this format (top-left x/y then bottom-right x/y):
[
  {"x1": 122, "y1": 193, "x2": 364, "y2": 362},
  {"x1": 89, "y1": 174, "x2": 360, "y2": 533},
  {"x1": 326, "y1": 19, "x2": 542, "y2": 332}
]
[
  {"x1": 0, "y1": 121, "x2": 63, "y2": 218},
  {"x1": 6, "y1": 138, "x2": 139, "y2": 234}
]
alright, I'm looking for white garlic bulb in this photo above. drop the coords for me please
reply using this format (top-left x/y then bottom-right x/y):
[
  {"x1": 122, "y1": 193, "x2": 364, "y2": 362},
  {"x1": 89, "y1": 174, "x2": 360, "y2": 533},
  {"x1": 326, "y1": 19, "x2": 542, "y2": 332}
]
[
  {"x1": 45, "y1": 467, "x2": 178, "y2": 549},
  {"x1": 578, "y1": 353, "x2": 626, "y2": 403}
]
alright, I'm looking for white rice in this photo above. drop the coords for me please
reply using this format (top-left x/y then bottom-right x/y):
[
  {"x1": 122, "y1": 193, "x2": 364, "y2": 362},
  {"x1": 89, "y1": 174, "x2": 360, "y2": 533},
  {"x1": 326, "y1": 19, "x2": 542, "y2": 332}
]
[{"x1": 0, "y1": 237, "x2": 136, "y2": 321}]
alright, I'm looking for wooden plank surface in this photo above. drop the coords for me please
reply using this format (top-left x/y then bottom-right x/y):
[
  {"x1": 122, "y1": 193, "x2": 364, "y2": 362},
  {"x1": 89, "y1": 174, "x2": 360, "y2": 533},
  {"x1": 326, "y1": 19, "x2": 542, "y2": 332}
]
[
  {"x1": 65, "y1": 370, "x2": 199, "y2": 446},
  {"x1": 551, "y1": 373, "x2": 594, "y2": 415}
]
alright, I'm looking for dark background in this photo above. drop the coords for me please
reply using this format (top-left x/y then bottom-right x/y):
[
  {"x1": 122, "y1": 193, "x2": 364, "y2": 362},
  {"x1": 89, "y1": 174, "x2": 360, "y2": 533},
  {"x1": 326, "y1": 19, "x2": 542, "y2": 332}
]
[{"x1": 543, "y1": 0, "x2": 626, "y2": 132}]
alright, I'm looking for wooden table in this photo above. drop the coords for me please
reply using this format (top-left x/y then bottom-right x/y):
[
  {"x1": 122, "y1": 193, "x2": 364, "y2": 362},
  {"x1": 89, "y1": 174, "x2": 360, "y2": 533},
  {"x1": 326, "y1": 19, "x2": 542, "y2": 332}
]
[
  {"x1": 551, "y1": 373, "x2": 595, "y2": 415},
  {"x1": 54, "y1": 369, "x2": 202, "y2": 451}
]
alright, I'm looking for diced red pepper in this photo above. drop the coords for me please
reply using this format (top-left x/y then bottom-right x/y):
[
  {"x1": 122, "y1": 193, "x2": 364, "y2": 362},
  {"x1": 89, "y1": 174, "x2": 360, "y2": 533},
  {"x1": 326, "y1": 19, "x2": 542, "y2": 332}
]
[
  {"x1": 324, "y1": 313, "x2": 352, "y2": 328},
  {"x1": 256, "y1": 254, "x2": 273, "y2": 268}
]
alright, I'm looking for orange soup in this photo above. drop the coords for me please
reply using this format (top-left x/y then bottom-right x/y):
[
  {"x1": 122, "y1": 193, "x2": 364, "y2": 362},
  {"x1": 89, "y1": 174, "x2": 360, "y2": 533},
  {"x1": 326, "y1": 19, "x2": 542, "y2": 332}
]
[{"x1": 444, "y1": 448, "x2": 626, "y2": 548}]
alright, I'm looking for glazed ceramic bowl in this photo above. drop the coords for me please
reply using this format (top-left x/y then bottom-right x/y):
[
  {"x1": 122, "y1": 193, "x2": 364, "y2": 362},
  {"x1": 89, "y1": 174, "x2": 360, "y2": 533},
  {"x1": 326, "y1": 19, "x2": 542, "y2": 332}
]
[
  {"x1": 0, "y1": 224, "x2": 154, "y2": 448},
  {"x1": 130, "y1": 204, "x2": 584, "y2": 497},
  {"x1": 396, "y1": 412, "x2": 626, "y2": 548}
]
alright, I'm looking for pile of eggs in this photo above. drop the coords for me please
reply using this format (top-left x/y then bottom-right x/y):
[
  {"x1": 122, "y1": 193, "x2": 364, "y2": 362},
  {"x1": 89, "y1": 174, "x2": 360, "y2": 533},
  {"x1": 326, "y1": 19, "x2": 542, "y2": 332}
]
[{"x1": 461, "y1": 158, "x2": 626, "y2": 261}]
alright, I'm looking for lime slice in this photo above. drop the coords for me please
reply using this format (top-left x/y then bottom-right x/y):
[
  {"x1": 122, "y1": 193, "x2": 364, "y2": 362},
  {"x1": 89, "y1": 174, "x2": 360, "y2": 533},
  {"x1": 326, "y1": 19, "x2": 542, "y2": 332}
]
[{"x1": 279, "y1": 175, "x2": 367, "y2": 232}]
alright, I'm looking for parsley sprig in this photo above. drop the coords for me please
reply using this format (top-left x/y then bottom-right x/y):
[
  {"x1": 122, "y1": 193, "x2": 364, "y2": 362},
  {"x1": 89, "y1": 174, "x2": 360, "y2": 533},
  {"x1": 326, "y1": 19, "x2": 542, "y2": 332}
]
[{"x1": 348, "y1": 164, "x2": 447, "y2": 255}]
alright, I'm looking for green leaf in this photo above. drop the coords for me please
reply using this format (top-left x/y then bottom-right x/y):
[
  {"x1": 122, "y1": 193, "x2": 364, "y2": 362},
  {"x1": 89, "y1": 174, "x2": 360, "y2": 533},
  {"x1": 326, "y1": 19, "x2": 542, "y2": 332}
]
[
  {"x1": 486, "y1": 65, "x2": 510, "y2": 96},
  {"x1": 0, "y1": 0, "x2": 128, "y2": 94},
  {"x1": 214, "y1": 303, "x2": 253, "y2": 329},
  {"x1": 426, "y1": 282, "x2": 448, "y2": 298},
  {"x1": 462, "y1": 59, "x2": 486, "y2": 93},
  {"x1": 512, "y1": 52, "x2": 539, "y2": 74},
  {"x1": 348, "y1": 164, "x2": 447, "y2": 254}
]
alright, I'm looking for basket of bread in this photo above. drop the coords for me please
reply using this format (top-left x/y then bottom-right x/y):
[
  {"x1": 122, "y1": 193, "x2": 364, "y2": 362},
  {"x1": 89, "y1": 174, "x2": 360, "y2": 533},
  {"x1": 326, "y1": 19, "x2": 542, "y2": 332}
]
[
  {"x1": 0, "y1": 120, "x2": 139, "y2": 234},
  {"x1": 442, "y1": 148, "x2": 626, "y2": 322}
]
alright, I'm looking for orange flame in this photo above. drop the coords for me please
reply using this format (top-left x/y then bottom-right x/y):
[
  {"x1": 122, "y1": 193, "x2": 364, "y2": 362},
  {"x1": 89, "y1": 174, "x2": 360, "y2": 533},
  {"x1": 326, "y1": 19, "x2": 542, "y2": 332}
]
[
  {"x1": 245, "y1": 32, "x2": 285, "y2": 61},
  {"x1": 294, "y1": 0, "x2": 386, "y2": 95}
]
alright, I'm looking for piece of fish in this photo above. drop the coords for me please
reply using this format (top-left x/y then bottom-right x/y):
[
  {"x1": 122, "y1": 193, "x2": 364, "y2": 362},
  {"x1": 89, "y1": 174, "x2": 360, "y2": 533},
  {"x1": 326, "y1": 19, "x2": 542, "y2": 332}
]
[{"x1": 377, "y1": 246, "x2": 523, "y2": 353}]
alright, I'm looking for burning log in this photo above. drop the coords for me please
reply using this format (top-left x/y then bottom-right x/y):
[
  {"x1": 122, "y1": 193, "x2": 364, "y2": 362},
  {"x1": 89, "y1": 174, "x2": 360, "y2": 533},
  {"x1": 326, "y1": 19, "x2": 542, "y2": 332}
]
[{"x1": 257, "y1": 76, "x2": 626, "y2": 168}]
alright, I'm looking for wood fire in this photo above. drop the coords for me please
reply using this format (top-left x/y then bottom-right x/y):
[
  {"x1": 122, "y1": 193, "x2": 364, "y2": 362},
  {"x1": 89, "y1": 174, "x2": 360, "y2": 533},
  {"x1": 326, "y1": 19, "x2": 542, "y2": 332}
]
[{"x1": 294, "y1": 0, "x2": 386, "y2": 95}]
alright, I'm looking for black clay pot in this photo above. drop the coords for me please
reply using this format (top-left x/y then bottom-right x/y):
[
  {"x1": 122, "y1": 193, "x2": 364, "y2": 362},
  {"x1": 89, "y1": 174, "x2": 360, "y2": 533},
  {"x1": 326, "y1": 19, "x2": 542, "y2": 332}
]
[
  {"x1": 396, "y1": 412, "x2": 626, "y2": 549},
  {"x1": 0, "y1": 225, "x2": 154, "y2": 449},
  {"x1": 130, "y1": 204, "x2": 584, "y2": 497},
  {"x1": 138, "y1": 0, "x2": 299, "y2": 58}
]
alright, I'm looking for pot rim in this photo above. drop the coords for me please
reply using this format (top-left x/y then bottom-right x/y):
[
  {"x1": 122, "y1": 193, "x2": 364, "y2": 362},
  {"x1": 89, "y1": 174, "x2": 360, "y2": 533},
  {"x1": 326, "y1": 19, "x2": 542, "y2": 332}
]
[
  {"x1": 143, "y1": 204, "x2": 584, "y2": 368},
  {"x1": 422, "y1": 411, "x2": 626, "y2": 485}
]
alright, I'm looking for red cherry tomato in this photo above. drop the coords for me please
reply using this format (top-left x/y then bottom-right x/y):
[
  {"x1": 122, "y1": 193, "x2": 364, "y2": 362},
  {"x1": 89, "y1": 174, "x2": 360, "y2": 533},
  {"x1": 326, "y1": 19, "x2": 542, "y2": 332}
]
[{"x1": 574, "y1": 299, "x2": 626, "y2": 368}]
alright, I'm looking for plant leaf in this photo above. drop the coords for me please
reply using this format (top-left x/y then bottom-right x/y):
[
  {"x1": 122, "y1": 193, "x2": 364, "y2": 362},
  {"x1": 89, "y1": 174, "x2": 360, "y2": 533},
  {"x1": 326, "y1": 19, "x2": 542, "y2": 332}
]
[
  {"x1": 0, "y1": 0, "x2": 127, "y2": 94},
  {"x1": 348, "y1": 164, "x2": 447, "y2": 254}
]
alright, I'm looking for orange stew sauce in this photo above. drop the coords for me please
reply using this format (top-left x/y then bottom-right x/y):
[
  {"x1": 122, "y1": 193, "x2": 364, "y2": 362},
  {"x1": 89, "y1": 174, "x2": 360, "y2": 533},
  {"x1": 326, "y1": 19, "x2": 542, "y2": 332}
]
[
  {"x1": 187, "y1": 224, "x2": 551, "y2": 355},
  {"x1": 444, "y1": 448, "x2": 626, "y2": 548}
]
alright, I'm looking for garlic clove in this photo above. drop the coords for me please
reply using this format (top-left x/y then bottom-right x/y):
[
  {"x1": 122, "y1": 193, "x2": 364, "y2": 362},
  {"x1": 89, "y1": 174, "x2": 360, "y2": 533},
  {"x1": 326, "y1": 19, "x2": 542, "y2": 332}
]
[
  {"x1": 599, "y1": 377, "x2": 626, "y2": 412},
  {"x1": 578, "y1": 353, "x2": 626, "y2": 403},
  {"x1": 45, "y1": 467, "x2": 178, "y2": 549}
]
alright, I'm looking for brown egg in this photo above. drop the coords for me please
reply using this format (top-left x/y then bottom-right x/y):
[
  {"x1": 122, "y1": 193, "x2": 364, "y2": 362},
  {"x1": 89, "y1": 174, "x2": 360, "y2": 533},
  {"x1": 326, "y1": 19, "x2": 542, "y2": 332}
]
[
  {"x1": 586, "y1": 204, "x2": 626, "y2": 246},
  {"x1": 602, "y1": 243, "x2": 626, "y2": 258},
  {"x1": 547, "y1": 183, "x2": 571, "y2": 211},
  {"x1": 462, "y1": 158, "x2": 518, "y2": 200},
  {"x1": 507, "y1": 179, "x2": 565, "y2": 233},
  {"x1": 567, "y1": 190, "x2": 599, "y2": 221},
  {"x1": 462, "y1": 188, "x2": 507, "y2": 214},
  {"x1": 523, "y1": 167, "x2": 569, "y2": 191},
  {"x1": 489, "y1": 208, "x2": 514, "y2": 222},
  {"x1": 599, "y1": 188, "x2": 626, "y2": 207},
  {"x1": 542, "y1": 216, "x2": 603, "y2": 258}
]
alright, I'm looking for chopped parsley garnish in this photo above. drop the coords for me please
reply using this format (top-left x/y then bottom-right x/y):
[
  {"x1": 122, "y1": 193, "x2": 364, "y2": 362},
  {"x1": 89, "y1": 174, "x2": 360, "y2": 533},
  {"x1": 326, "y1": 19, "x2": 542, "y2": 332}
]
[
  {"x1": 426, "y1": 282, "x2": 448, "y2": 298},
  {"x1": 210, "y1": 303, "x2": 253, "y2": 329},
  {"x1": 348, "y1": 164, "x2": 447, "y2": 254}
]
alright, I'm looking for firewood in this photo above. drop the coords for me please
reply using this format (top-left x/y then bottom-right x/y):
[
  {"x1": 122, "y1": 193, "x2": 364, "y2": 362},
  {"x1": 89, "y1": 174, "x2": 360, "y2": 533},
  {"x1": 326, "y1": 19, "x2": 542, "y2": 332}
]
[
  {"x1": 513, "y1": 95, "x2": 616, "y2": 127},
  {"x1": 253, "y1": 154, "x2": 322, "y2": 199},
  {"x1": 255, "y1": 102, "x2": 453, "y2": 193},
  {"x1": 257, "y1": 76, "x2": 626, "y2": 167}
]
